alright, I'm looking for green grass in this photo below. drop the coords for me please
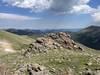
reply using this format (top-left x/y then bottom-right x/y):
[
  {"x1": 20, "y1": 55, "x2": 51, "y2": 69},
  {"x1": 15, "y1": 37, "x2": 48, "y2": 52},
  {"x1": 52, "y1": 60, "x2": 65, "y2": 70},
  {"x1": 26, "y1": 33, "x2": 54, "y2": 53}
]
[
  {"x1": 0, "y1": 31, "x2": 99, "y2": 75},
  {"x1": 0, "y1": 47, "x2": 100, "y2": 75},
  {"x1": 0, "y1": 30, "x2": 34, "y2": 50}
]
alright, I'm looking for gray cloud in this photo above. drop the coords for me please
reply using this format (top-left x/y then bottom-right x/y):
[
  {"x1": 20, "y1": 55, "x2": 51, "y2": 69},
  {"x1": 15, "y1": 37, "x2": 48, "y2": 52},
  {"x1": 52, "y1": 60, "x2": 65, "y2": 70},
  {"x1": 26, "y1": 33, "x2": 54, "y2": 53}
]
[
  {"x1": 49, "y1": 0, "x2": 91, "y2": 14},
  {"x1": 2, "y1": 0, "x2": 91, "y2": 13},
  {"x1": 2, "y1": 0, "x2": 100, "y2": 23}
]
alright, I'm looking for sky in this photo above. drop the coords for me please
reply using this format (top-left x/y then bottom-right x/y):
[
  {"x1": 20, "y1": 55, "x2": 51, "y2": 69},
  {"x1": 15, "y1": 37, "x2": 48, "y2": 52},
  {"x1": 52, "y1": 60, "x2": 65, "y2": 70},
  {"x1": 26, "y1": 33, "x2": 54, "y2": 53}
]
[{"x1": 0, "y1": 0, "x2": 100, "y2": 29}]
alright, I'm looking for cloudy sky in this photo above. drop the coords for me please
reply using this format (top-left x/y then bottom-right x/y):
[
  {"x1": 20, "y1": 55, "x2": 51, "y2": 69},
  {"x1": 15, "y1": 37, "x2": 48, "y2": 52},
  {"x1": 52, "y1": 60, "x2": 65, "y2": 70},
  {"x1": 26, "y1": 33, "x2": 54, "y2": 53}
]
[{"x1": 0, "y1": 0, "x2": 100, "y2": 29}]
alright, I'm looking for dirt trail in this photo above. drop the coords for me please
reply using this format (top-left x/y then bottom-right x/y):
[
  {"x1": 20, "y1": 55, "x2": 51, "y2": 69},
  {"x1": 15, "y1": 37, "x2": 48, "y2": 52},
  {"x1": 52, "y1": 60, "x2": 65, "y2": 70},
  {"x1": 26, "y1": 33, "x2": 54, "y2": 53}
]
[{"x1": 0, "y1": 40, "x2": 15, "y2": 53}]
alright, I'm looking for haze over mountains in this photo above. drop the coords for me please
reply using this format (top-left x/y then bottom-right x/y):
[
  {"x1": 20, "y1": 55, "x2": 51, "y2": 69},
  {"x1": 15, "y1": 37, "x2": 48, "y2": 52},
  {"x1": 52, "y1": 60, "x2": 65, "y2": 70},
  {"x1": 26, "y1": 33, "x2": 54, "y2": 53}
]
[{"x1": 6, "y1": 28, "x2": 81, "y2": 36}]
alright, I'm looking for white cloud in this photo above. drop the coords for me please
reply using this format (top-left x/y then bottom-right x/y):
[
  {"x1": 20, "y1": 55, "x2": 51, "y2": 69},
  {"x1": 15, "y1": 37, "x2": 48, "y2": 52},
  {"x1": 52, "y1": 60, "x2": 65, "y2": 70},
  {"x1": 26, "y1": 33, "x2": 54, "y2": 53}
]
[
  {"x1": 2, "y1": 0, "x2": 91, "y2": 13},
  {"x1": 0, "y1": 13, "x2": 39, "y2": 20},
  {"x1": 71, "y1": 5, "x2": 96, "y2": 14},
  {"x1": 92, "y1": 12, "x2": 100, "y2": 22},
  {"x1": 70, "y1": 0, "x2": 95, "y2": 14},
  {"x1": 2, "y1": 0, "x2": 100, "y2": 23},
  {"x1": 3, "y1": 0, "x2": 53, "y2": 12},
  {"x1": 92, "y1": 7, "x2": 100, "y2": 22}
]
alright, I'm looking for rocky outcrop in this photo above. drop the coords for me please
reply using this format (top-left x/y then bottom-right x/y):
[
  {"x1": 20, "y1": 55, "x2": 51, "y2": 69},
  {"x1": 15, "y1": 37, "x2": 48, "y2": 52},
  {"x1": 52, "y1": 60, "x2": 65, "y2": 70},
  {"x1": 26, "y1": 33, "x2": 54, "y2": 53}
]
[{"x1": 24, "y1": 32, "x2": 83, "y2": 56}]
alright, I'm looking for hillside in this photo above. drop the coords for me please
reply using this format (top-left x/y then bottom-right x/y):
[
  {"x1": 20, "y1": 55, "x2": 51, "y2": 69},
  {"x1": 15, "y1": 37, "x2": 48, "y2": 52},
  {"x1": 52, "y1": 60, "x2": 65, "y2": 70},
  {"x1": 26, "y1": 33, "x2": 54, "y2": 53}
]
[
  {"x1": 0, "y1": 30, "x2": 33, "y2": 51},
  {"x1": 0, "y1": 32, "x2": 99, "y2": 75},
  {"x1": 73, "y1": 26, "x2": 100, "y2": 50}
]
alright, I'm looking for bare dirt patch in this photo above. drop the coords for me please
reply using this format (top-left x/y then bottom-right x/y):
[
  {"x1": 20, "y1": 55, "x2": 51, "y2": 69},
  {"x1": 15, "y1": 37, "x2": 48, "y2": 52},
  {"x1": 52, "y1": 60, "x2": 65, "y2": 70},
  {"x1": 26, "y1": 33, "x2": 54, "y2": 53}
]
[{"x1": 0, "y1": 40, "x2": 15, "y2": 53}]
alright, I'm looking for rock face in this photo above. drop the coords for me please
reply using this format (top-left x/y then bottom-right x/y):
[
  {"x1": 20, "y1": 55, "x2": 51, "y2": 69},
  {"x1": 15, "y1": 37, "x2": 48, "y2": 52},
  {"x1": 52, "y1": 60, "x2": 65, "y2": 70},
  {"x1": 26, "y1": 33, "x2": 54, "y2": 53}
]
[{"x1": 24, "y1": 32, "x2": 83, "y2": 56}]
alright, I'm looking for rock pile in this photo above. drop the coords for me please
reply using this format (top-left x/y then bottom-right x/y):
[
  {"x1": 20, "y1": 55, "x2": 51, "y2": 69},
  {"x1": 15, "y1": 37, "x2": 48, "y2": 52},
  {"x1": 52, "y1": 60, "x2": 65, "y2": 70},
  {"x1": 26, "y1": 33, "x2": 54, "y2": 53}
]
[
  {"x1": 24, "y1": 32, "x2": 83, "y2": 56},
  {"x1": 13, "y1": 64, "x2": 50, "y2": 75},
  {"x1": 83, "y1": 68, "x2": 100, "y2": 75},
  {"x1": 27, "y1": 64, "x2": 49, "y2": 75}
]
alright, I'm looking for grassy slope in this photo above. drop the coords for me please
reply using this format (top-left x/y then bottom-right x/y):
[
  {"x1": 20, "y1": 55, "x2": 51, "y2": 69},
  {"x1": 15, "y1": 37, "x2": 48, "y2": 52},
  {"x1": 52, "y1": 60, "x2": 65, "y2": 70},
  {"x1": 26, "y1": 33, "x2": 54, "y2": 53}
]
[
  {"x1": 0, "y1": 30, "x2": 33, "y2": 50},
  {"x1": 0, "y1": 31, "x2": 99, "y2": 75},
  {"x1": 0, "y1": 45, "x2": 100, "y2": 75}
]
